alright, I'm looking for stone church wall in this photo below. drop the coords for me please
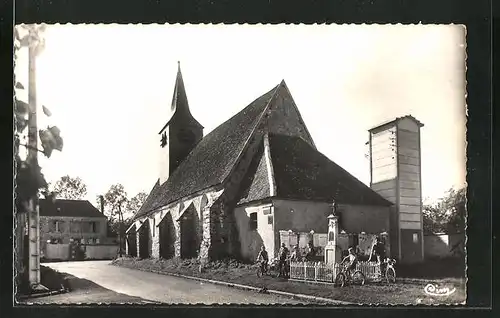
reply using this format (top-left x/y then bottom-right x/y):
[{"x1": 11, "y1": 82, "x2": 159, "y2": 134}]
[{"x1": 234, "y1": 203, "x2": 274, "y2": 262}]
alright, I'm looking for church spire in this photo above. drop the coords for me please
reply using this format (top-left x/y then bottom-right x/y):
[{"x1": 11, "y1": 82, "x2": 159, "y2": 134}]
[
  {"x1": 170, "y1": 61, "x2": 191, "y2": 116},
  {"x1": 158, "y1": 62, "x2": 204, "y2": 185}
]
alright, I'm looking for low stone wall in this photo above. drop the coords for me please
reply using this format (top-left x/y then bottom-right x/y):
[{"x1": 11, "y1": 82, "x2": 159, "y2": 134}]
[
  {"x1": 424, "y1": 233, "x2": 464, "y2": 258},
  {"x1": 84, "y1": 244, "x2": 119, "y2": 260},
  {"x1": 45, "y1": 243, "x2": 70, "y2": 260},
  {"x1": 43, "y1": 243, "x2": 119, "y2": 261}
]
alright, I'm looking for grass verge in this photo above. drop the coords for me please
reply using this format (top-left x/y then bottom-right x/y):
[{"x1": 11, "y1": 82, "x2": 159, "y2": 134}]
[
  {"x1": 17, "y1": 265, "x2": 70, "y2": 299},
  {"x1": 112, "y1": 257, "x2": 466, "y2": 305}
]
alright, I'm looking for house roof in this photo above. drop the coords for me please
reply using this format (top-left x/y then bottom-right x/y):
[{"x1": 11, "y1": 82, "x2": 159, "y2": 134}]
[
  {"x1": 368, "y1": 115, "x2": 424, "y2": 132},
  {"x1": 267, "y1": 134, "x2": 393, "y2": 206},
  {"x1": 39, "y1": 199, "x2": 106, "y2": 218},
  {"x1": 134, "y1": 83, "x2": 281, "y2": 219}
]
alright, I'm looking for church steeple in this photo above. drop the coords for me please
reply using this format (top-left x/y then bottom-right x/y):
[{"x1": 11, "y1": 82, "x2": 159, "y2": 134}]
[
  {"x1": 169, "y1": 61, "x2": 191, "y2": 117},
  {"x1": 158, "y1": 62, "x2": 204, "y2": 185}
]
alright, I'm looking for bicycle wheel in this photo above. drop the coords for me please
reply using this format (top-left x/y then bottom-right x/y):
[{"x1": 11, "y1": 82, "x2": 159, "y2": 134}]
[
  {"x1": 335, "y1": 272, "x2": 346, "y2": 287},
  {"x1": 256, "y1": 267, "x2": 263, "y2": 278},
  {"x1": 352, "y1": 270, "x2": 366, "y2": 286},
  {"x1": 385, "y1": 267, "x2": 396, "y2": 284}
]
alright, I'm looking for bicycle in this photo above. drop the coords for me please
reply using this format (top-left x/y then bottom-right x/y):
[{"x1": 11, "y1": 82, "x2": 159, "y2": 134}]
[
  {"x1": 277, "y1": 258, "x2": 291, "y2": 278},
  {"x1": 383, "y1": 258, "x2": 397, "y2": 284},
  {"x1": 256, "y1": 259, "x2": 279, "y2": 278},
  {"x1": 335, "y1": 262, "x2": 366, "y2": 287}
]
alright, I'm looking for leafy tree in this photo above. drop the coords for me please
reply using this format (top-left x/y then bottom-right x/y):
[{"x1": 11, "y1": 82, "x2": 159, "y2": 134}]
[
  {"x1": 441, "y1": 188, "x2": 466, "y2": 234},
  {"x1": 423, "y1": 204, "x2": 447, "y2": 234},
  {"x1": 102, "y1": 184, "x2": 128, "y2": 256},
  {"x1": 103, "y1": 184, "x2": 128, "y2": 219},
  {"x1": 125, "y1": 191, "x2": 148, "y2": 219},
  {"x1": 51, "y1": 175, "x2": 88, "y2": 200},
  {"x1": 423, "y1": 187, "x2": 466, "y2": 234}
]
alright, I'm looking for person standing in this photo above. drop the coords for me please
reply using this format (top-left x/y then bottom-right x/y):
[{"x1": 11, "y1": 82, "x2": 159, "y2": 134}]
[
  {"x1": 369, "y1": 236, "x2": 387, "y2": 274},
  {"x1": 290, "y1": 245, "x2": 301, "y2": 262},
  {"x1": 278, "y1": 243, "x2": 289, "y2": 277},
  {"x1": 305, "y1": 242, "x2": 317, "y2": 261},
  {"x1": 256, "y1": 245, "x2": 269, "y2": 274}
]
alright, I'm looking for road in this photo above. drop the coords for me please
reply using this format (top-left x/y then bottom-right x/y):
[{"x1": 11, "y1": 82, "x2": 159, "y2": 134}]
[{"x1": 43, "y1": 260, "x2": 305, "y2": 304}]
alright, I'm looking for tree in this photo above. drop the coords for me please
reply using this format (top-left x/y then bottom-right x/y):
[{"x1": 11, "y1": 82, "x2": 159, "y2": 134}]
[
  {"x1": 440, "y1": 188, "x2": 466, "y2": 234},
  {"x1": 103, "y1": 184, "x2": 128, "y2": 219},
  {"x1": 14, "y1": 24, "x2": 64, "y2": 290},
  {"x1": 423, "y1": 187, "x2": 466, "y2": 234},
  {"x1": 103, "y1": 184, "x2": 128, "y2": 256},
  {"x1": 52, "y1": 175, "x2": 88, "y2": 200},
  {"x1": 125, "y1": 191, "x2": 148, "y2": 220}
]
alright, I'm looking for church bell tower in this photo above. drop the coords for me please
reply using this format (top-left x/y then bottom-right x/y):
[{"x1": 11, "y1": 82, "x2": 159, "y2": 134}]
[{"x1": 158, "y1": 62, "x2": 204, "y2": 185}]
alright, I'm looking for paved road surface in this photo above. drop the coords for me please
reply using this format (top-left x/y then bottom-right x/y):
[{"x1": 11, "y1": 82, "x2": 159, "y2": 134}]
[{"x1": 43, "y1": 260, "x2": 305, "y2": 304}]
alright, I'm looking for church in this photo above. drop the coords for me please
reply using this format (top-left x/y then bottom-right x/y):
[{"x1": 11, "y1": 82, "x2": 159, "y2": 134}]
[{"x1": 125, "y1": 63, "x2": 425, "y2": 264}]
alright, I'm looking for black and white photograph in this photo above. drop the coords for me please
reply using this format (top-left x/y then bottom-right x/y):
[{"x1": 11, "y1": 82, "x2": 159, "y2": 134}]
[{"x1": 14, "y1": 24, "x2": 467, "y2": 305}]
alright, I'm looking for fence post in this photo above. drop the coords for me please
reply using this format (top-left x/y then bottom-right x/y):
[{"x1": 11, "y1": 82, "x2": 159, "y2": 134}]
[
  {"x1": 314, "y1": 262, "x2": 318, "y2": 281},
  {"x1": 332, "y1": 263, "x2": 335, "y2": 283},
  {"x1": 304, "y1": 262, "x2": 307, "y2": 280}
]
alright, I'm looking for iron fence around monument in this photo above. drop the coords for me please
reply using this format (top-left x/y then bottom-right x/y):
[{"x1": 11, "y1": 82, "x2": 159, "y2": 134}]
[{"x1": 289, "y1": 261, "x2": 381, "y2": 283}]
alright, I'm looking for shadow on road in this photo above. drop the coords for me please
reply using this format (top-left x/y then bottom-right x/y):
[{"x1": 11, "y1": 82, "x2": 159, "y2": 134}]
[{"x1": 18, "y1": 272, "x2": 156, "y2": 305}]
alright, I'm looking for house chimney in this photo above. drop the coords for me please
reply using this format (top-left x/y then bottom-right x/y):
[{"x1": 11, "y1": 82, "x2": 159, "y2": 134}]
[{"x1": 99, "y1": 195, "x2": 105, "y2": 214}]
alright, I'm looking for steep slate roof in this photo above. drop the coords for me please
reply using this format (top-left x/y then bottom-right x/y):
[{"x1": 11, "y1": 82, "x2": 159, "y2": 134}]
[
  {"x1": 39, "y1": 199, "x2": 106, "y2": 218},
  {"x1": 159, "y1": 62, "x2": 203, "y2": 133},
  {"x1": 267, "y1": 134, "x2": 392, "y2": 206},
  {"x1": 237, "y1": 142, "x2": 271, "y2": 205},
  {"x1": 134, "y1": 84, "x2": 280, "y2": 219}
]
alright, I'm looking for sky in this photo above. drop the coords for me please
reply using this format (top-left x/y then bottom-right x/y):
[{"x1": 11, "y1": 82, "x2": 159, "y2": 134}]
[{"x1": 14, "y1": 24, "x2": 467, "y2": 207}]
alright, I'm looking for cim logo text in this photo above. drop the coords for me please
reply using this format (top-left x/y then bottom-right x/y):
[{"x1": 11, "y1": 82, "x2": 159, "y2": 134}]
[{"x1": 424, "y1": 283, "x2": 456, "y2": 297}]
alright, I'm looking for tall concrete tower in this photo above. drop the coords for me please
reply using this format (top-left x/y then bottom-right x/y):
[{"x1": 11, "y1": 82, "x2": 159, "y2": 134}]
[{"x1": 368, "y1": 115, "x2": 424, "y2": 264}]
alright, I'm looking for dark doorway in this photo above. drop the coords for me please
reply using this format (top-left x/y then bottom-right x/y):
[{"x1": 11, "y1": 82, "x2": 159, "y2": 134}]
[
  {"x1": 159, "y1": 213, "x2": 175, "y2": 259},
  {"x1": 126, "y1": 229, "x2": 137, "y2": 257},
  {"x1": 400, "y1": 229, "x2": 423, "y2": 263},
  {"x1": 138, "y1": 221, "x2": 151, "y2": 259},
  {"x1": 180, "y1": 204, "x2": 201, "y2": 259}
]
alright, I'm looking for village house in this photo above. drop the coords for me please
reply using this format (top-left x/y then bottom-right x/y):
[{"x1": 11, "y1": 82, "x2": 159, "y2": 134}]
[
  {"x1": 126, "y1": 63, "x2": 425, "y2": 264},
  {"x1": 39, "y1": 199, "x2": 110, "y2": 259}
]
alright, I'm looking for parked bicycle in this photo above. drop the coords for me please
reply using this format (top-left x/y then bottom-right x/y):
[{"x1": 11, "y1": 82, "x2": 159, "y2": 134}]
[
  {"x1": 256, "y1": 258, "x2": 291, "y2": 278},
  {"x1": 382, "y1": 258, "x2": 397, "y2": 284},
  {"x1": 256, "y1": 259, "x2": 279, "y2": 278},
  {"x1": 335, "y1": 261, "x2": 366, "y2": 287}
]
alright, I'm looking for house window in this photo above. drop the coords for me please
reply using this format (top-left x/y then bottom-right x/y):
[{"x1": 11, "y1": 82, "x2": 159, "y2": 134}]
[
  {"x1": 249, "y1": 212, "x2": 258, "y2": 230},
  {"x1": 268, "y1": 215, "x2": 273, "y2": 225},
  {"x1": 90, "y1": 222, "x2": 97, "y2": 233},
  {"x1": 70, "y1": 221, "x2": 80, "y2": 233},
  {"x1": 152, "y1": 219, "x2": 155, "y2": 237},
  {"x1": 50, "y1": 221, "x2": 59, "y2": 232}
]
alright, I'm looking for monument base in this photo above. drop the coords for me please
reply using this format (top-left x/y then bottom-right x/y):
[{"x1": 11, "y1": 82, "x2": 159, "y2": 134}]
[{"x1": 324, "y1": 244, "x2": 342, "y2": 265}]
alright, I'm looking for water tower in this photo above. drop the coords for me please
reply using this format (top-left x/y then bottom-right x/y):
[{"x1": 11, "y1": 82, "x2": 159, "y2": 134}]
[{"x1": 368, "y1": 115, "x2": 424, "y2": 264}]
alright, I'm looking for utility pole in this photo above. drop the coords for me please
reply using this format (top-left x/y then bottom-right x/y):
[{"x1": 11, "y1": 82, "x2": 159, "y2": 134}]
[
  {"x1": 118, "y1": 201, "x2": 124, "y2": 257},
  {"x1": 26, "y1": 27, "x2": 43, "y2": 290}
]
